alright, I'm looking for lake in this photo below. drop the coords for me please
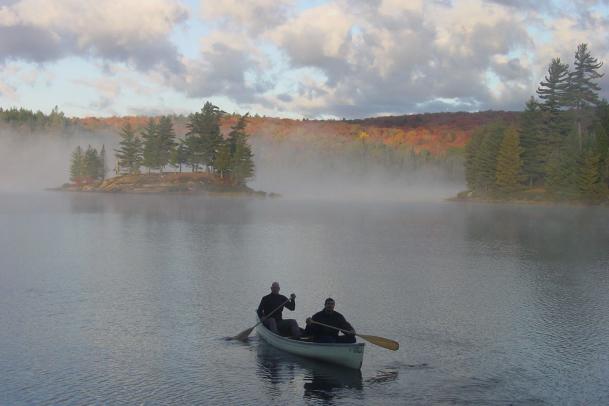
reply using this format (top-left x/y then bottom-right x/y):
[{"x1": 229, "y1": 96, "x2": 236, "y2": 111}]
[{"x1": 1, "y1": 192, "x2": 609, "y2": 405}]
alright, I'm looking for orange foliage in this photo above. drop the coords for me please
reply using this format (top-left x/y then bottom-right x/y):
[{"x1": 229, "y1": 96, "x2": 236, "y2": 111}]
[{"x1": 75, "y1": 111, "x2": 520, "y2": 157}]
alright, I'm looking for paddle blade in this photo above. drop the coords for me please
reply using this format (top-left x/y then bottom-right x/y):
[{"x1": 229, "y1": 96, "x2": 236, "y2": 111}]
[
  {"x1": 233, "y1": 326, "x2": 254, "y2": 342},
  {"x1": 359, "y1": 334, "x2": 400, "y2": 351}
]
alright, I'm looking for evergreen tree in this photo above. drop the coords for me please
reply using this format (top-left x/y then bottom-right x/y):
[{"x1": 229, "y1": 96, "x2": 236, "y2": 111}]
[
  {"x1": 537, "y1": 58, "x2": 571, "y2": 155},
  {"x1": 83, "y1": 145, "x2": 100, "y2": 179},
  {"x1": 171, "y1": 139, "x2": 189, "y2": 173},
  {"x1": 545, "y1": 132, "x2": 579, "y2": 198},
  {"x1": 519, "y1": 97, "x2": 546, "y2": 186},
  {"x1": 227, "y1": 114, "x2": 249, "y2": 154},
  {"x1": 70, "y1": 146, "x2": 84, "y2": 183},
  {"x1": 569, "y1": 43, "x2": 604, "y2": 149},
  {"x1": 465, "y1": 130, "x2": 484, "y2": 191},
  {"x1": 214, "y1": 141, "x2": 232, "y2": 178},
  {"x1": 475, "y1": 122, "x2": 505, "y2": 193},
  {"x1": 495, "y1": 127, "x2": 524, "y2": 193},
  {"x1": 99, "y1": 144, "x2": 107, "y2": 180},
  {"x1": 141, "y1": 118, "x2": 159, "y2": 173},
  {"x1": 576, "y1": 150, "x2": 605, "y2": 201},
  {"x1": 230, "y1": 139, "x2": 255, "y2": 185},
  {"x1": 185, "y1": 102, "x2": 222, "y2": 171},
  {"x1": 157, "y1": 116, "x2": 177, "y2": 172},
  {"x1": 115, "y1": 123, "x2": 143, "y2": 174},
  {"x1": 537, "y1": 58, "x2": 570, "y2": 113}
]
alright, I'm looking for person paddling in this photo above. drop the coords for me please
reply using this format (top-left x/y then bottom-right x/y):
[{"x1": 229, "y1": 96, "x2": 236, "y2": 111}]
[
  {"x1": 304, "y1": 298, "x2": 356, "y2": 343},
  {"x1": 257, "y1": 282, "x2": 301, "y2": 338}
]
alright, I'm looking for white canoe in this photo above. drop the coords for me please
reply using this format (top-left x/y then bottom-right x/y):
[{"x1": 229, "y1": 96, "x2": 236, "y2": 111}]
[{"x1": 255, "y1": 317, "x2": 365, "y2": 369}]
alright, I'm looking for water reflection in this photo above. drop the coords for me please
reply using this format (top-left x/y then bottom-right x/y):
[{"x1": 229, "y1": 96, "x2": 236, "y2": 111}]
[{"x1": 256, "y1": 341, "x2": 363, "y2": 403}]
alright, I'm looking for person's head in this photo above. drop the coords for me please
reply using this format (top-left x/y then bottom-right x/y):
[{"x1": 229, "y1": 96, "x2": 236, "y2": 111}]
[
  {"x1": 324, "y1": 297, "x2": 335, "y2": 313},
  {"x1": 271, "y1": 282, "x2": 280, "y2": 294}
]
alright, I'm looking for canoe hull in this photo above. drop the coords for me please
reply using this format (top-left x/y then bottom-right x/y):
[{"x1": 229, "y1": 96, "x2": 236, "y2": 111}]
[{"x1": 255, "y1": 318, "x2": 365, "y2": 369}]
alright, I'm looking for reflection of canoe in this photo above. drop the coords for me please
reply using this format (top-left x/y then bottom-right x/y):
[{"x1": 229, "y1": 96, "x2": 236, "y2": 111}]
[{"x1": 255, "y1": 316, "x2": 365, "y2": 369}]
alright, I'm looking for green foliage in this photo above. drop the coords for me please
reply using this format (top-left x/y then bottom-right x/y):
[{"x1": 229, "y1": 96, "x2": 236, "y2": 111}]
[
  {"x1": 0, "y1": 105, "x2": 70, "y2": 130},
  {"x1": 115, "y1": 123, "x2": 143, "y2": 174},
  {"x1": 465, "y1": 130, "x2": 484, "y2": 190},
  {"x1": 495, "y1": 127, "x2": 524, "y2": 193},
  {"x1": 519, "y1": 97, "x2": 546, "y2": 185},
  {"x1": 185, "y1": 102, "x2": 222, "y2": 171},
  {"x1": 230, "y1": 138, "x2": 255, "y2": 185},
  {"x1": 576, "y1": 150, "x2": 606, "y2": 201},
  {"x1": 141, "y1": 118, "x2": 159, "y2": 172},
  {"x1": 70, "y1": 146, "x2": 84, "y2": 182},
  {"x1": 69, "y1": 144, "x2": 106, "y2": 183},
  {"x1": 171, "y1": 140, "x2": 189, "y2": 173},
  {"x1": 157, "y1": 116, "x2": 177, "y2": 171}
]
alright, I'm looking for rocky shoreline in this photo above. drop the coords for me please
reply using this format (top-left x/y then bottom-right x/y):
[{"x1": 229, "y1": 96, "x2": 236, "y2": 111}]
[{"x1": 53, "y1": 173, "x2": 277, "y2": 197}]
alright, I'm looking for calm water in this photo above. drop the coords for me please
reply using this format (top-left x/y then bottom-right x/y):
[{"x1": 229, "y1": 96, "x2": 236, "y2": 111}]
[{"x1": 1, "y1": 192, "x2": 609, "y2": 405}]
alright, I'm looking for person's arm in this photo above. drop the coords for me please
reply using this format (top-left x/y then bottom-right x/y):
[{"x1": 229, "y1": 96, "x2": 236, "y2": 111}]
[
  {"x1": 284, "y1": 293, "x2": 296, "y2": 311},
  {"x1": 256, "y1": 298, "x2": 265, "y2": 318},
  {"x1": 339, "y1": 315, "x2": 355, "y2": 335},
  {"x1": 305, "y1": 316, "x2": 320, "y2": 335}
]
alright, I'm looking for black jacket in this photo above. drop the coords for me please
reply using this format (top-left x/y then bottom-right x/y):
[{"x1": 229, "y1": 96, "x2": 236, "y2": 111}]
[
  {"x1": 257, "y1": 293, "x2": 295, "y2": 321},
  {"x1": 304, "y1": 310, "x2": 354, "y2": 337}
]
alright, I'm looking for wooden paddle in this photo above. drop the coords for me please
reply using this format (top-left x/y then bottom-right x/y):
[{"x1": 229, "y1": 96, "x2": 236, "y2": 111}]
[
  {"x1": 232, "y1": 298, "x2": 291, "y2": 341},
  {"x1": 310, "y1": 320, "x2": 400, "y2": 351}
]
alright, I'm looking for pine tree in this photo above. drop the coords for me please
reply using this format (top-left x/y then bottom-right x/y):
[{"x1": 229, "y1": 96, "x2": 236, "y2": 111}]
[
  {"x1": 171, "y1": 140, "x2": 189, "y2": 173},
  {"x1": 115, "y1": 123, "x2": 143, "y2": 174},
  {"x1": 577, "y1": 150, "x2": 605, "y2": 201},
  {"x1": 185, "y1": 102, "x2": 222, "y2": 171},
  {"x1": 70, "y1": 146, "x2": 84, "y2": 183},
  {"x1": 99, "y1": 144, "x2": 107, "y2": 180},
  {"x1": 157, "y1": 116, "x2": 176, "y2": 172},
  {"x1": 519, "y1": 97, "x2": 546, "y2": 186},
  {"x1": 495, "y1": 127, "x2": 524, "y2": 193},
  {"x1": 569, "y1": 43, "x2": 604, "y2": 149},
  {"x1": 83, "y1": 145, "x2": 100, "y2": 180},
  {"x1": 475, "y1": 122, "x2": 505, "y2": 193},
  {"x1": 537, "y1": 58, "x2": 571, "y2": 155},
  {"x1": 214, "y1": 141, "x2": 232, "y2": 178},
  {"x1": 141, "y1": 118, "x2": 159, "y2": 173},
  {"x1": 230, "y1": 140, "x2": 255, "y2": 185},
  {"x1": 465, "y1": 130, "x2": 484, "y2": 191}
]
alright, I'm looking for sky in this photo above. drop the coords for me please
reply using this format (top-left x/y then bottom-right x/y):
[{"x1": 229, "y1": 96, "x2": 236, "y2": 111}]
[{"x1": 1, "y1": 0, "x2": 609, "y2": 119}]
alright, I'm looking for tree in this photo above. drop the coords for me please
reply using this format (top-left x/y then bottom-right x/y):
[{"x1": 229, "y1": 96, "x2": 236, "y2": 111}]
[
  {"x1": 230, "y1": 139, "x2": 255, "y2": 185},
  {"x1": 214, "y1": 141, "x2": 232, "y2": 178},
  {"x1": 99, "y1": 144, "x2": 107, "y2": 180},
  {"x1": 185, "y1": 102, "x2": 222, "y2": 171},
  {"x1": 171, "y1": 139, "x2": 189, "y2": 173},
  {"x1": 83, "y1": 145, "x2": 100, "y2": 179},
  {"x1": 475, "y1": 122, "x2": 505, "y2": 193},
  {"x1": 495, "y1": 127, "x2": 524, "y2": 193},
  {"x1": 569, "y1": 43, "x2": 604, "y2": 150},
  {"x1": 465, "y1": 130, "x2": 484, "y2": 191},
  {"x1": 157, "y1": 116, "x2": 177, "y2": 172},
  {"x1": 519, "y1": 97, "x2": 546, "y2": 186},
  {"x1": 115, "y1": 123, "x2": 143, "y2": 174},
  {"x1": 577, "y1": 150, "x2": 605, "y2": 201},
  {"x1": 70, "y1": 146, "x2": 84, "y2": 183},
  {"x1": 537, "y1": 58, "x2": 571, "y2": 154},
  {"x1": 141, "y1": 118, "x2": 159, "y2": 173}
]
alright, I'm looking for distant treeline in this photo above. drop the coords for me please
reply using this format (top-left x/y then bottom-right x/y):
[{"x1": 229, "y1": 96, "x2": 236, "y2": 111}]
[
  {"x1": 70, "y1": 102, "x2": 255, "y2": 186},
  {"x1": 465, "y1": 43, "x2": 609, "y2": 203},
  {"x1": 0, "y1": 106, "x2": 72, "y2": 131}
]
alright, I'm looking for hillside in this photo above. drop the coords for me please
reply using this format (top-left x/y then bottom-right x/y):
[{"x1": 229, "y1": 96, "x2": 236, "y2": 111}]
[{"x1": 75, "y1": 111, "x2": 520, "y2": 157}]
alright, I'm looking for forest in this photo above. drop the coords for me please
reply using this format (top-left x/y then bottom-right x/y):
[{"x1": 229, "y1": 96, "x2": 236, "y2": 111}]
[{"x1": 464, "y1": 43, "x2": 609, "y2": 203}]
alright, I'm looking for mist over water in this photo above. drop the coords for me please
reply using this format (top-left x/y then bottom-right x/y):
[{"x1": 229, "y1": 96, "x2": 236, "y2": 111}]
[
  {"x1": 1, "y1": 193, "x2": 609, "y2": 404},
  {"x1": 0, "y1": 128, "x2": 117, "y2": 193},
  {"x1": 2, "y1": 126, "x2": 609, "y2": 404}
]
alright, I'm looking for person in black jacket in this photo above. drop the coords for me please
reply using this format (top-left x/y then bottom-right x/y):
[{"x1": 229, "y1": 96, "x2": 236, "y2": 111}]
[
  {"x1": 304, "y1": 298, "x2": 356, "y2": 343},
  {"x1": 257, "y1": 282, "x2": 301, "y2": 337}
]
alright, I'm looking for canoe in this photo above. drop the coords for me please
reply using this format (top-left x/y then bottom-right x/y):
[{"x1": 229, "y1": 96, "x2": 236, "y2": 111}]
[{"x1": 255, "y1": 316, "x2": 365, "y2": 369}]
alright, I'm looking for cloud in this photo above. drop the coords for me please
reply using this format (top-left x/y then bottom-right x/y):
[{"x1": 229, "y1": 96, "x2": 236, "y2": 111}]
[
  {"x1": 201, "y1": 0, "x2": 294, "y2": 35},
  {"x1": 0, "y1": 0, "x2": 189, "y2": 72}
]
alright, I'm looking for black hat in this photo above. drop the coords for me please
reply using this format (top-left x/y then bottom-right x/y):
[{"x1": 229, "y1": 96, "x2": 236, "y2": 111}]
[{"x1": 325, "y1": 297, "x2": 335, "y2": 304}]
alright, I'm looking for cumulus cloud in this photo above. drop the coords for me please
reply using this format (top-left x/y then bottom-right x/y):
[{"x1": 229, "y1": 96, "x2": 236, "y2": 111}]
[{"x1": 0, "y1": 0, "x2": 189, "y2": 72}]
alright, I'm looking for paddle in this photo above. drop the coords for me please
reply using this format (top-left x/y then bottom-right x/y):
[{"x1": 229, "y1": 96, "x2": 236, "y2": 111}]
[
  {"x1": 232, "y1": 298, "x2": 291, "y2": 341},
  {"x1": 310, "y1": 320, "x2": 400, "y2": 351}
]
